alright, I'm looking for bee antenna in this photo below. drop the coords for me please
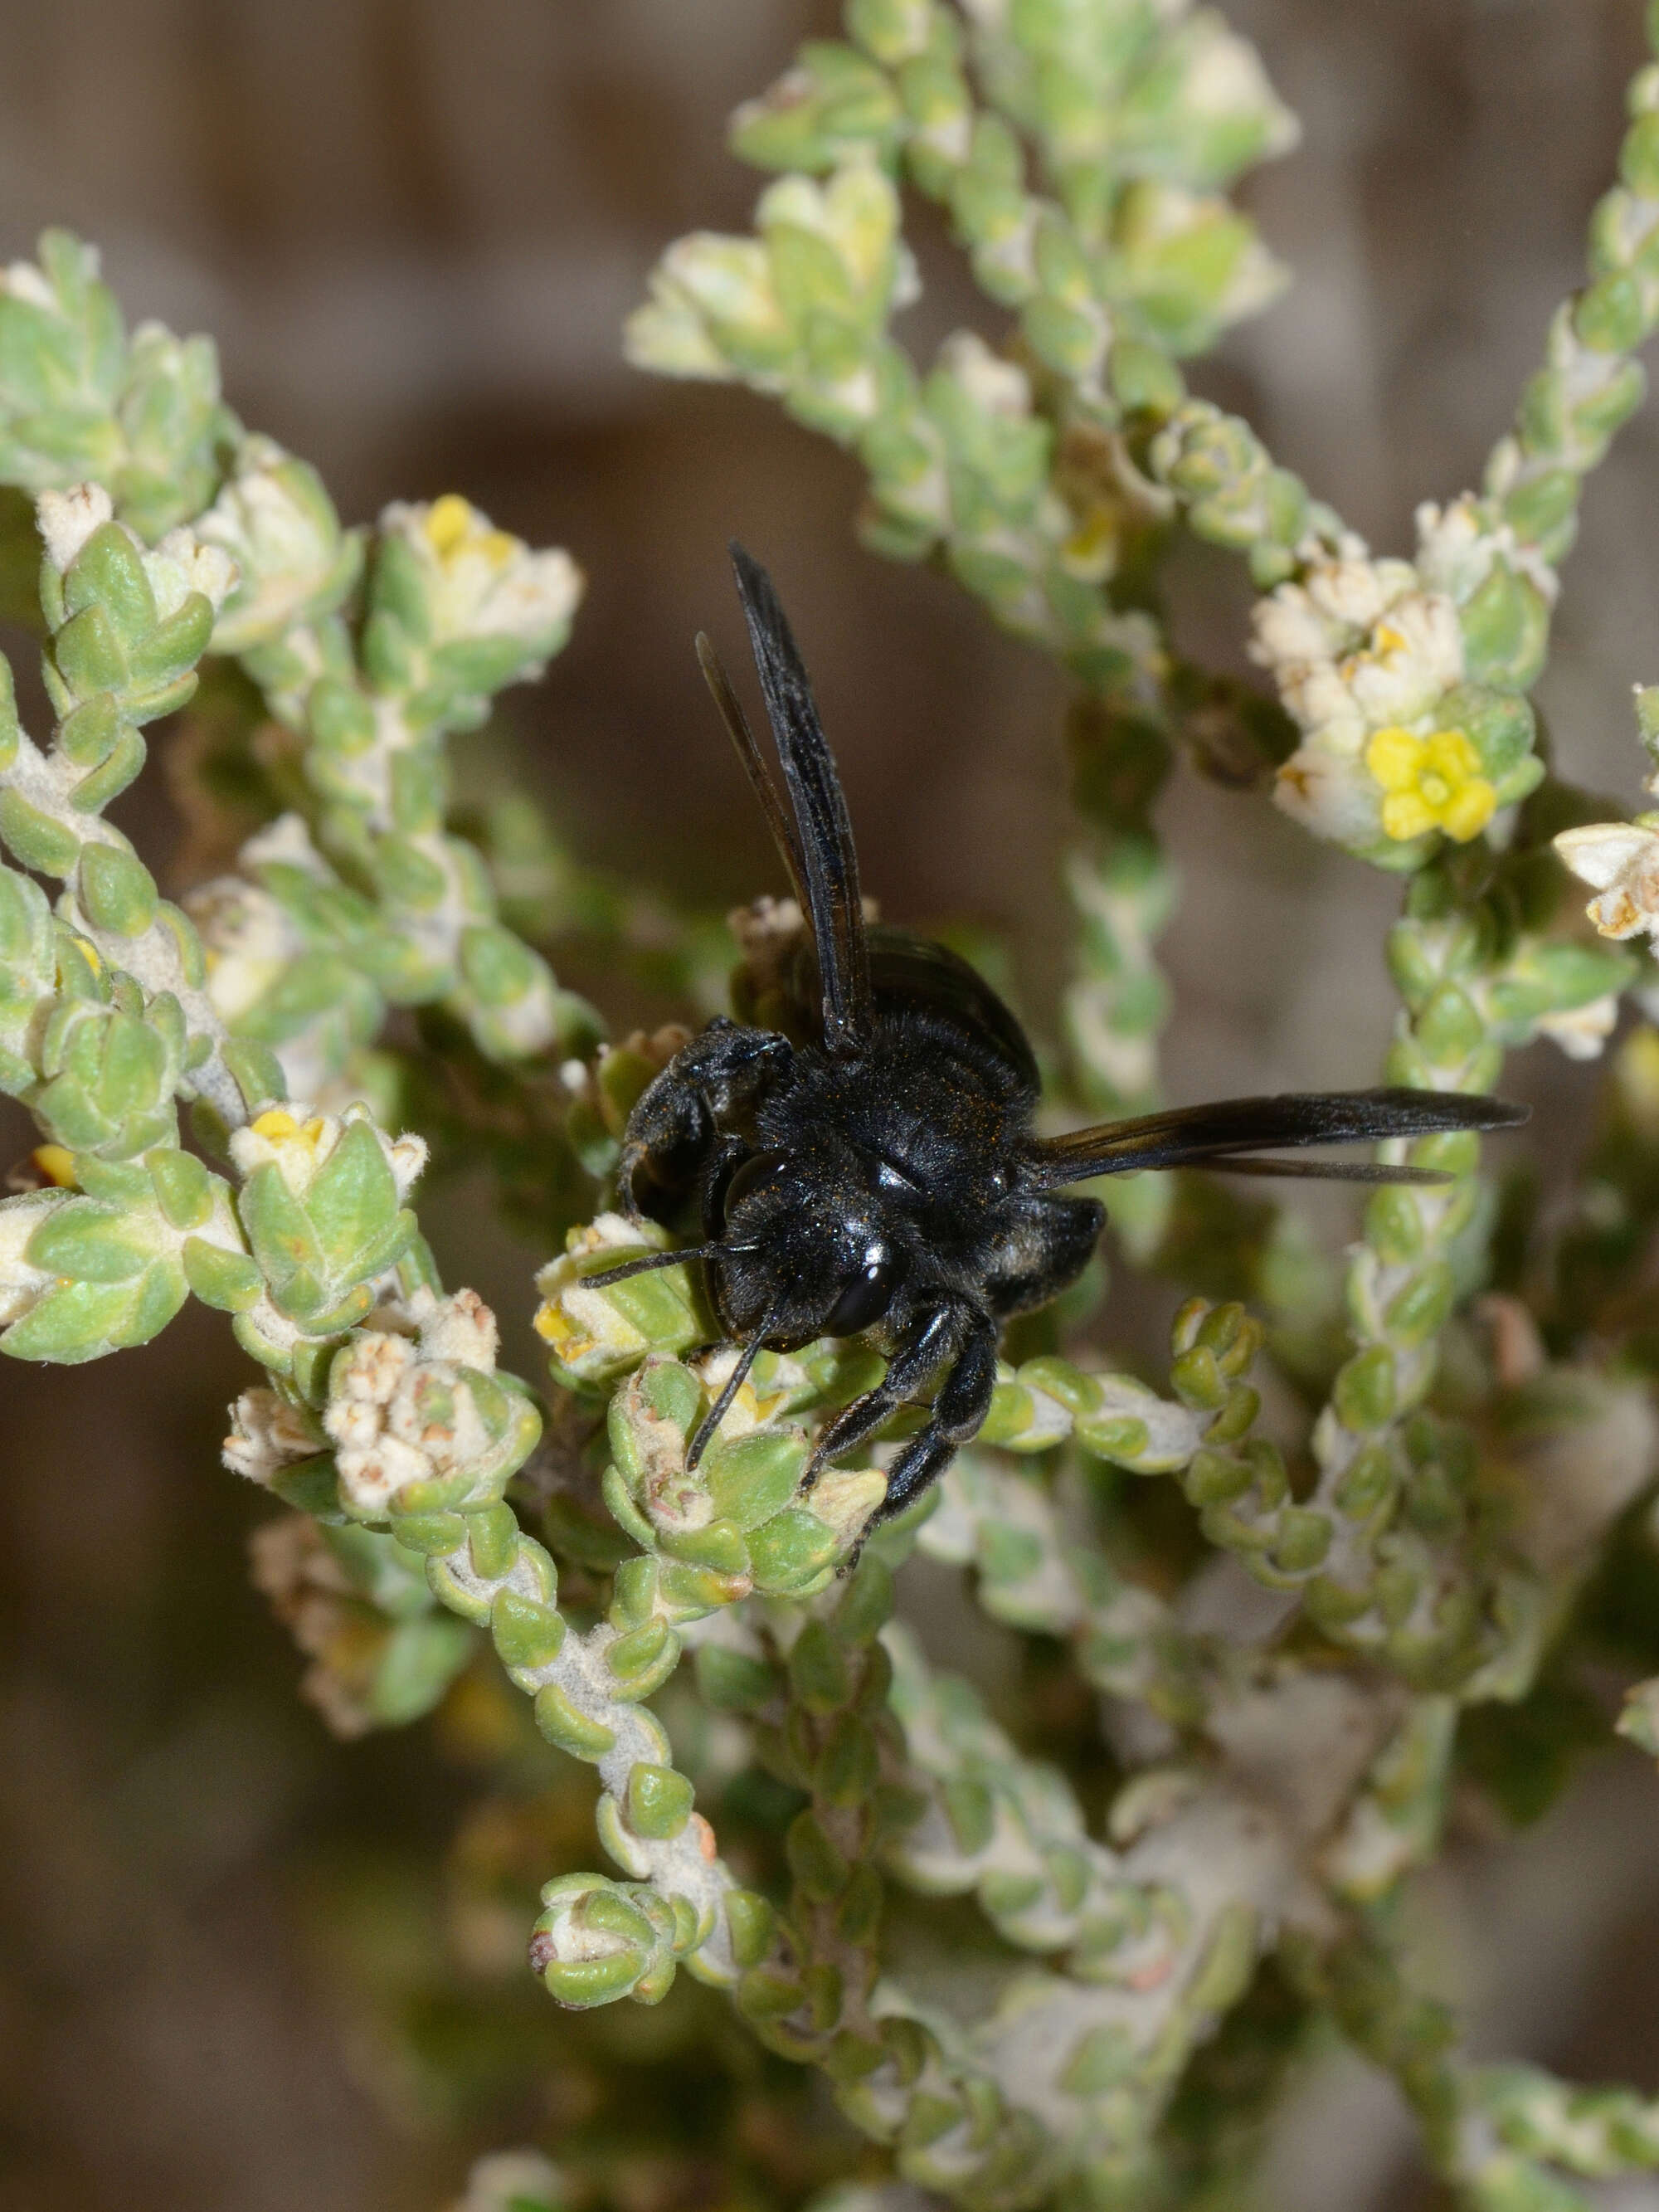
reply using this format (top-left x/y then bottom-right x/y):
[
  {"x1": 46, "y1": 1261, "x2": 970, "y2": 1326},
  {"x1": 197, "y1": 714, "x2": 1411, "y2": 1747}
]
[
  {"x1": 686, "y1": 1321, "x2": 775, "y2": 1470},
  {"x1": 581, "y1": 1243, "x2": 718, "y2": 1289}
]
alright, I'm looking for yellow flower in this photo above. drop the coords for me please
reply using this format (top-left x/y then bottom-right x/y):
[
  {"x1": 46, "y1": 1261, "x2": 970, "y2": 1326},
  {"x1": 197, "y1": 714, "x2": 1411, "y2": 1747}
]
[
  {"x1": 250, "y1": 1106, "x2": 329, "y2": 1153},
  {"x1": 1365, "y1": 725, "x2": 1496, "y2": 843},
  {"x1": 230, "y1": 1102, "x2": 429, "y2": 1213},
  {"x1": 422, "y1": 493, "x2": 518, "y2": 571},
  {"x1": 382, "y1": 495, "x2": 583, "y2": 655}
]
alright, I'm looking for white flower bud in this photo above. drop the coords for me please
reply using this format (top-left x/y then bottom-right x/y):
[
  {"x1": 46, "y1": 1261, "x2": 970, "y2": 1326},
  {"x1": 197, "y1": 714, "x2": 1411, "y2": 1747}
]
[
  {"x1": 1414, "y1": 493, "x2": 1559, "y2": 608},
  {"x1": 1274, "y1": 742, "x2": 1385, "y2": 846},
  {"x1": 223, "y1": 1386, "x2": 323, "y2": 1486},
  {"x1": 937, "y1": 331, "x2": 1032, "y2": 419},
  {"x1": 1535, "y1": 995, "x2": 1619, "y2": 1060},
  {"x1": 1250, "y1": 586, "x2": 1339, "y2": 669},
  {"x1": 186, "y1": 875, "x2": 302, "y2": 1024},
  {"x1": 416, "y1": 1285, "x2": 500, "y2": 1372},
  {"x1": 1554, "y1": 821, "x2": 1659, "y2": 944},
  {"x1": 36, "y1": 483, "x2": 114, "y2": 575},
  {"x1": 1276, "y1": 660, "x2": 1365, "y2": 749},
  {"x1": 1302, "y1": 558, "x2": 1393, "y2": 634},
  {"x1": 1341, "y1": 592, "x2": 1463, "y2": 728},
  {"x1": 197, "y1": 436, "x2": 354, "y2": 650},
  {"x1": 1413, "y1": 495, "x2": 1491, "y2": 602},
  {"x1": 147, "y1": 525, "x2": 239, "y2": 621},
  {"x1": 453, "y1": 2153, "x2": 564, "y2": 2212},
  {"x1": 323, "y1": 1325, "x2": 495, "y2": 1514},
  {"x1": 2, "y1": 257, "x2": 60, "y2": 310}
]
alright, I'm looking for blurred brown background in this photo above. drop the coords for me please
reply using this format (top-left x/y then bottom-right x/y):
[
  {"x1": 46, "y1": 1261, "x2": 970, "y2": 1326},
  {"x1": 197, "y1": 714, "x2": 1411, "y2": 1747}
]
[{"x1": 3, "y1": 4, "x2": 1659, "y2": 2209}]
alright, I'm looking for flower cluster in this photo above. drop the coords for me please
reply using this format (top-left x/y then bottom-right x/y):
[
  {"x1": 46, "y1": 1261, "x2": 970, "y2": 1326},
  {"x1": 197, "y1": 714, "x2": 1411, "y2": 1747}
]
[
  {"x1": 1253, "y1": 544, "x2": 1540, "y2": 864},
  {"x1": 195, "y1": 434, "x2": 363, "y2": 653},
  {"x1": 322, "y1": 1287, "x2": 540, "y2": 1519},
  {"x1": 378, "y1": 494, "x2": 585, "y2": 670}
]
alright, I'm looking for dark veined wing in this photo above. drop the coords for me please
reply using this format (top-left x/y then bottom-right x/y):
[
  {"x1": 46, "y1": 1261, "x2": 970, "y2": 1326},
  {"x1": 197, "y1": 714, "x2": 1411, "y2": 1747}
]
[
  {"x1": 695, "y1": 631, "x2": 811, "y2": 919},
  {"x1": 1026, "y1": 1087, "x2": 1529, "y2": 1187},
  {"x1": 1189, "y1": 1157, "x2": 1462, "y2": 1186},
  {"x1": 728, "y1": 543, "x2": 873, "y2": 1056}
]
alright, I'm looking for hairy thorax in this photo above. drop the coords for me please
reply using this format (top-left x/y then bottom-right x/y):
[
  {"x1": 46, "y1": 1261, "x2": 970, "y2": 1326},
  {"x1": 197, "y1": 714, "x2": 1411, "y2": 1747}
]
[{"x1": 757, "y1": 1014, "x2": 1029, "y2": 1241}]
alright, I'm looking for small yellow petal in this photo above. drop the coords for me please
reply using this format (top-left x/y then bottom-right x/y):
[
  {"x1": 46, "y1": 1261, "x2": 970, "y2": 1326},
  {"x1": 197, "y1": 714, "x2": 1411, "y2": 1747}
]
[
  {"x1": 424, "y1": 494, "x2": 474, "y2": 557},
  {"x1": 32, "y1": 1143, "x2": 76, "y2": 1188},
  {"x1": 1374, "y1": 621, "x2": 1407, "y2": 654},
  {"x1": 1061, "y1": 507, "x2": 1118, "y2": 578},
  {"x1": 1381, "y1": 792, "x2": 1436, "y2": 841},
  {"x1": 1423, "y1": 728, "x2": 1481, "y2": 781},
  {"x1": 479, "y1": 529, "x2": 518, "y2": 568},
  {"x1": 1440, "y1": 778, "x2": 1497, "y2": 843},
  {"x1": 251, "y1": 1108, "x2": 299, "y2": 1141},
  {"x1": 532, "y1": 1300, "x2": 563, "y2": 1344},
  {"x1": 1365, "y1": 727, "x2": 1426, "y2": 793}
]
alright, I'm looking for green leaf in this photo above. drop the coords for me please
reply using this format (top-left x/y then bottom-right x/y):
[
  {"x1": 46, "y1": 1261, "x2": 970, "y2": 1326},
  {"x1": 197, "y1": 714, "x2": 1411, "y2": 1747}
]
[
  {"x1": 56, "y1": 693, "x2": 120, "y2": 768},
  {"x1": 220, "y1": 1037, "x2": 285, "y2": 1113},
  {"x1": 693, "y1": 1644, "x2": 776, "y2": 1711},
  {"x1": 731, "y1": 43, "x2": 902, "y2": 173},
  {"x1": 78, "y1": 843, "x2": 158, "y2": 936},
  {"x1": 309, "y1": 1127, "x2": 406, "y2": 1284},
  {"x1": 238, "y1": 1162, "x2": 323, "y2": 1301},
  {"x1": 703, "y1": 1429, "x2": 810, "y2": 1532},
  {"x1": 746, "y1": 1504, "x2": 839, "y2": 1593},
  {"x1": 145, "y1": 1146, "x2": 212, "y2": 1229},
  {"x1": 51, "y1": 602, "x2": 128, "y2": 697},
  {"x1": 63, "y1": 519, "x2": 155, "y2": 636},
  {"x1": 367, "y1": 1614, "x2": 475, "y2": 1727},
  {"x1": 126, "y1": 592, "x2": 212, "y2": 686},
  {"x1": 67, "y1": 729, "x2": 147, "y2": 813},
  {"x1": 181, "y1": 1235, "x2": 264, "y2": 1312},
  {"x1": 27, "y1": 1195, "x2": 149, "y2": 1281},
  {"x1": 0, "y1": 789, "x2": 80, "y2": 875},
  {"x1": 2, "y1": 1259, "x2": 185, "y2": 1361},
  {"x1": 625, "y1": 1761, "x2": 695, "y2": 1840}
]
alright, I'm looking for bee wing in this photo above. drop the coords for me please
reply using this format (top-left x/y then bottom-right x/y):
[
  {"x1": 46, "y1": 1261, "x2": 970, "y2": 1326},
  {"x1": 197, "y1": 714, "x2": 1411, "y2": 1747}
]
[
  {"x1": 729, "y1": 543, "x2": 873, "y2": 1055},
  {"x1": 695, "y1": 631, "x2": 811, "y2": 916},
  {"x1": 1191, "y1": 1157, "x2": 1455, "y2": 1186},
  {"x1": 1026, "y1": 1087, "x2": 1528, "y2": 1186}
]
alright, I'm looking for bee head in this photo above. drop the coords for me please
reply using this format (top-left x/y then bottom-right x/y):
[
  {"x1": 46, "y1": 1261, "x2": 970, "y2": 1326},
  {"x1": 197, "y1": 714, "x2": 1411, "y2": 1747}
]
[{"x1": 712, "y1": 1139, "x2": 906, "y2": 1345}]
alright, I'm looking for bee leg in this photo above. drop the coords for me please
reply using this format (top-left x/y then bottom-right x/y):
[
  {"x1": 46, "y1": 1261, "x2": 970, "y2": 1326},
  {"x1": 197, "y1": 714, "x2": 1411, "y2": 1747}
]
[
  {"x1": 802, "y1": 1301, "x2": 997, "y2": 1516},
  {"x1": 800, "y1": 1303, "x2": 964, "y2": 1484},
  {"x1": 869, "y1": 1316, "x2": 999, "y2": 1527},
  {"x1": 617, "y1": 1020, "x2": 792, "y2": 1220}
]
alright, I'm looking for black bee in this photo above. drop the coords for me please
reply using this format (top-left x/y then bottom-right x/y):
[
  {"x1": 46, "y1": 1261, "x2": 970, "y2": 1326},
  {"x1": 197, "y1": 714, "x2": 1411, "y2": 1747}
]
[{"x1": 590, "y1": 546, "x2": 1526, "y2": 1528}]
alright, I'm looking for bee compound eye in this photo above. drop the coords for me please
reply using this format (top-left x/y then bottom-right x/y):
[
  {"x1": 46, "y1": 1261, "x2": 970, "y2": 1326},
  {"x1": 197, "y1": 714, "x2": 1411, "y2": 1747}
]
[
  {"x1": 722, "y1": 1147, "x2": 789, "y2": 1225},
  {"x1": 823, "y1": 1254, "x2": 898, "y2": 1337}
]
